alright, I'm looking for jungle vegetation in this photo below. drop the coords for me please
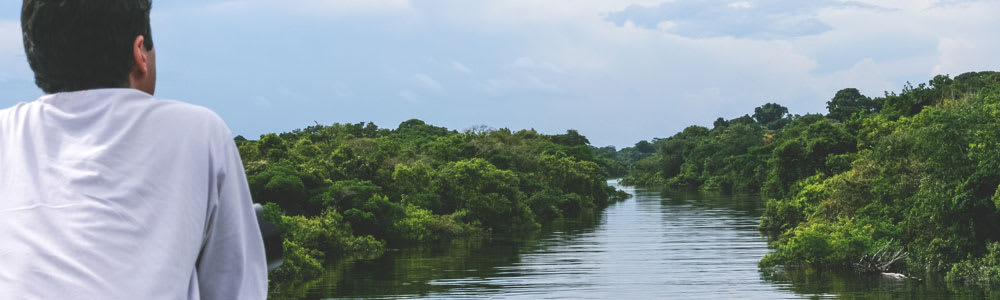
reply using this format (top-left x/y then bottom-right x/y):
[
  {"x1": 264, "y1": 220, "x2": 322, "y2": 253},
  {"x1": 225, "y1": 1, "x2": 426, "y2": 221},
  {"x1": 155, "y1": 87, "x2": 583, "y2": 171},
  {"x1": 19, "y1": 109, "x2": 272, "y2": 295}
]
[
  {"x1": 622, "y1": 71, "x2": 1000, "y2": 287},
  {"x1": 237, "y1": 120, "x2": 630, "y2": 288}
]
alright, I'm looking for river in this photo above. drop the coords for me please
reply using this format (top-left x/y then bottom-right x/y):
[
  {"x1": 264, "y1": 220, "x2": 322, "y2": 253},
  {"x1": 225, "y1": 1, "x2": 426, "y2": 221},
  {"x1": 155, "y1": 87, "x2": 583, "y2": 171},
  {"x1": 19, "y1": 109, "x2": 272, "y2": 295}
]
[{"x1": 277, "y1": 180, "x2": 990, "y2": 299}]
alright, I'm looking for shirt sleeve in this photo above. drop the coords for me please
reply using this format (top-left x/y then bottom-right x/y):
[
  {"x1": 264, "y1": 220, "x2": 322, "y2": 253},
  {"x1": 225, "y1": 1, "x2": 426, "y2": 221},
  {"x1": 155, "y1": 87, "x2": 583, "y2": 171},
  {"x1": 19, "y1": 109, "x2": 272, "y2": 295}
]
[{"x1": 196, "y1": 124, "x2": 268, "y2": 300}]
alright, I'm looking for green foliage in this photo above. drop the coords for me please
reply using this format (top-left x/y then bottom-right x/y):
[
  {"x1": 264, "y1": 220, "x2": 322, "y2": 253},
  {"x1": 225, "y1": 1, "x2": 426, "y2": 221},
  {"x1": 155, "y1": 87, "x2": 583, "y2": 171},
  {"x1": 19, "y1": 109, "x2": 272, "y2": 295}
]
[
  {"x1": 753, "y1": 103, "x2": 792, "y2": 130},
  {"x1": 550, "y1": 129, "x2": 591, "y2": 146},
  {"x1": 241, "y1": 120, "x2": 628, "y2": 287},
  {"x1": 436, "y1": 158, "x2": 538, "y2": 232},
  {"x1": 947, "y1": 242, "x2": 1000, "y2": 286},
  {"x1": 326, "y1": 179, "x2": 382, "y2": 211},
  {"x1": 628, "y1": 71, "x2": 1000, "y2": 279},
  {"x1": 763, "y1": 116, "x2": 855, "y2": 198},
  {"x1": 266, "y1": 208, "x2": 385, "y2": 283},
  {"x1": 634, "y1": 140, "x2": 655, "y2": 153},
  {"x1": 591, "y1": 145, "x2": 630, "y2": 177},
  {"x1": 758, "y1": 73, "x2": 1000, "y2": 274},
  {"x1": 826, "y1": 88, "x2": 880, "y2": 122},
  {"x1": 259, "y1": 133, "x2": 289, "y2": 160},
  {"x1": 343, "y1": 194, "x2": 405, "y2": 237},
  {"x1": 623, "y1": 117, "x2": 775, "y2": 192},
  {"x1": 759, "y1": 174, "x2": 827, "y2": 234},
  {"x1": 390, "y1": 205, "x2": 481, "y2": 243},
  {"x1": 247, "y1": 163, "x2": 315, "y2": 215},
  {"x1": 270, "y1": 240, "x2": 323, "y2": 282},
  {"x1": 760, "y1": 220, "x2": 876, "y2": 268}
]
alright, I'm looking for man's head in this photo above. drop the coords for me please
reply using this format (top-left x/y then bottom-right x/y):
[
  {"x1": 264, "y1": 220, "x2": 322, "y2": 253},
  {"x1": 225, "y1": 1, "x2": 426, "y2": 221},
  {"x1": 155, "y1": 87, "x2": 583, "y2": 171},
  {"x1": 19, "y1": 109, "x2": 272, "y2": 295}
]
[{"x1": 22, "y1": 0, "x2": 156, "y2": 95}]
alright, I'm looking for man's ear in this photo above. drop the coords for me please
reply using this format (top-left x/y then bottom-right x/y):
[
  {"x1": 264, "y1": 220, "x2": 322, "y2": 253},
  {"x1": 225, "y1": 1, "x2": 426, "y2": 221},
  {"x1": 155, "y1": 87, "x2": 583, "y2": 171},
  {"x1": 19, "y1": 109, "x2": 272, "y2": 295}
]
[
  {"x1": 129, "y1": 34, "x2": 156, "y2": 95},
  {"x1": 132, "y1": 35, "x2": 149, "y2": 75}
]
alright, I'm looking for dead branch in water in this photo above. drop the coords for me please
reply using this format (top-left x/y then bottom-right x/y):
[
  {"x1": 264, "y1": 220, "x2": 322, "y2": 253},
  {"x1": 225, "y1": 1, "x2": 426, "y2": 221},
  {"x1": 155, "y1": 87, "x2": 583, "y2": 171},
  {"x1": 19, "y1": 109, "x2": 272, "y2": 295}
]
[{"x1": 856, "y1": 242, "x2": 907, "y2": 273}]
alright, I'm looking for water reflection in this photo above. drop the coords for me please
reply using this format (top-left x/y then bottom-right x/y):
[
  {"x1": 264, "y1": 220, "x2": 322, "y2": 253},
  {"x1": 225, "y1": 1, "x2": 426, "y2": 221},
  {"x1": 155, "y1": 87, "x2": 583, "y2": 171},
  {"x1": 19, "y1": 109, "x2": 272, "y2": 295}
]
[
  {"x1": 655, "y1": 187, "x2": 765, "y2": 217},
  {"x1": 270, "y1": 210, "x2": 606, "y2": 299},
  {"x1": 760, "y1": 267, "x2": 999, "y2": 299},
  {"x1": 270, "y1": 181, "x2": 991, "y2": 299}
]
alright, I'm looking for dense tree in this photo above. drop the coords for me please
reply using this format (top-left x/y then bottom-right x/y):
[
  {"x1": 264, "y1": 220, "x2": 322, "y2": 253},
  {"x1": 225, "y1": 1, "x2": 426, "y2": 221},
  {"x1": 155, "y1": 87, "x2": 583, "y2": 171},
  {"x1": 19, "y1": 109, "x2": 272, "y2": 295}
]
[
  {"x1": 243, "y1": 120, "x2": 630, "y2": 287},
  {"x1": 551, "y1": 129, "x2": 590, "y2": 146},
  {"x1": 713, "y1": 117, "x2": 729, "y2": 128},
  {"x1": 826, "y1": 88, "x2": 879, "y2": 122},
  {"x1": 730, "y1": 114, "x2": 756, "y2": 125},
  {"x1": 625, "y1": 71, "x2": 1000, "y2": 287},
  {"x1": 753, "y1": 103, "x2": 790, "y2": 130},
  {"x1": 634, "y1": 140, "x2": 655, "y2": 153}
]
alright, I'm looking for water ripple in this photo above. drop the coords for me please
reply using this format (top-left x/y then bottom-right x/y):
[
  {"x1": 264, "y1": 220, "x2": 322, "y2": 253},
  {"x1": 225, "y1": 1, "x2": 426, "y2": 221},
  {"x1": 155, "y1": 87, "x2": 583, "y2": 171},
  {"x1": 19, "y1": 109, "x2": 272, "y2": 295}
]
[{"x1": 306, "y1": 181, "x2": 982, "y2": 300}]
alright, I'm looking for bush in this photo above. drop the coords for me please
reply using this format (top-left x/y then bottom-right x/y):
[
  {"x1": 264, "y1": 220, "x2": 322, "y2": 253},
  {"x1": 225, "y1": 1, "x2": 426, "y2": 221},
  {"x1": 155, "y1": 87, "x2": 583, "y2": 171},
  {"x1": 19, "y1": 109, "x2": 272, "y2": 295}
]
[
  {"x1": 946, "y1": 242, "x2": 1000, "y2": 286},
  {"x1": 759, "y1": 175, "x2": 828, "y2": 235},
  {"x1": 270, "y1": 240, "x2": 324, "y2": 282},
  {"x1": 267, "y1": 205, "x2": 386, "y2": 283},
  {"x1": 391, "y1": 205, "x2": 482, "y2": 243},
  {"x1": 760, "y1": 219, "x2": 875, "y2": 268}
]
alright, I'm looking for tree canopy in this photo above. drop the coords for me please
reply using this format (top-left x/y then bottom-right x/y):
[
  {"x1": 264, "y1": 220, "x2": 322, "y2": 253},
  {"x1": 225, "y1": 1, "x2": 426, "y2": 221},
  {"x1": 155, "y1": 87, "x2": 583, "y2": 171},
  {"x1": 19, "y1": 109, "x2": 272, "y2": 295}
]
[
  {"x1": 826, "y1": 88, "x2": 880, "y2": 122},
  {"x1": 243, "y1": 120, "x2": 630, "y2": 289},
  {"x1": 623, "y1": 71, "x2": 1000, "y2": 286}
]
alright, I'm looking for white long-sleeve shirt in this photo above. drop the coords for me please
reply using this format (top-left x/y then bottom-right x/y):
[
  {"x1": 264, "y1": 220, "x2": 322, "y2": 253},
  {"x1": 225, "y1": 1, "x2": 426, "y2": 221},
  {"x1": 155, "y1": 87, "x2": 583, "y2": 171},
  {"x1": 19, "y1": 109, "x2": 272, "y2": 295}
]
[{"x1": 0, "y1": 89, "x2": 267, "y2": 300}]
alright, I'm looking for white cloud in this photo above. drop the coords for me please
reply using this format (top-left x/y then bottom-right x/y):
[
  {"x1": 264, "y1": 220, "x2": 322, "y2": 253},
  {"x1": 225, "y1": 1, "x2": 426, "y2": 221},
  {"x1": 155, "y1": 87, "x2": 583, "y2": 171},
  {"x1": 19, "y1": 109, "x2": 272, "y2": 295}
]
[
  {"x1": 933, "y1": 38, "x2": 996, "y2": 75},
  {"x1": 410, "y1": 0, "x2": 997, "y2": 145},
  {"x1": 808, "y1": 0, "x2": 1000, "y2": 76},
  {"x1": 919, "y1": 1, "x2": 1000, "y2": 75},
  {"x1": 414, "y1": 73, "x2": 443, "y2": 90},
  {"x1": 848, "y1": 0, "x2": 940, "y2": 10},
  {"x1": 7, "y1": 0, "x2": 996, "y2": 147},
  {"x1": 206, "y1": 0, "x2": 413, "y2": 16},
  {"x1": 607, "y1": 1, "x2": 849, "y2": 39},
  {"x1": 728, "y1": 1, "x2": 753, "y2": 9},
  {"x1": 419, "y1": 0, "x2": 668, "y2": 31}
]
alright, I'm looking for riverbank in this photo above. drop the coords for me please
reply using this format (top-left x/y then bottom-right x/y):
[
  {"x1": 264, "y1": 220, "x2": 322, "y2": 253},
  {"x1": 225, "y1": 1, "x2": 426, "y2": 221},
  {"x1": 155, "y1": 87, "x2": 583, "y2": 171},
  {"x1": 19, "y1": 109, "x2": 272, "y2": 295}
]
[
  {"x1": 619, "y1": 71, "x2": 1000, "y2": 287},
  {"x1": 239, "y1": 120, "x2": 630, "y2": 292},
  {"x1": 271, "y1": 182, "x2": 788, "y2": 299},
  {"x1": 271, "y1": 182, "x2": 996, "y2": 299}
]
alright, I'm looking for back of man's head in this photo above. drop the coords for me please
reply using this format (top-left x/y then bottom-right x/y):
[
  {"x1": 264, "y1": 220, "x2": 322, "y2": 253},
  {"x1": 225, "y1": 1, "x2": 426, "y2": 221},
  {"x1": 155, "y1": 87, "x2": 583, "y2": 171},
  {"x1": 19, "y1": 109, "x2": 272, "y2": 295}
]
[{"x1": 22, "y1": 0, "x2": 153, "y2": 94}]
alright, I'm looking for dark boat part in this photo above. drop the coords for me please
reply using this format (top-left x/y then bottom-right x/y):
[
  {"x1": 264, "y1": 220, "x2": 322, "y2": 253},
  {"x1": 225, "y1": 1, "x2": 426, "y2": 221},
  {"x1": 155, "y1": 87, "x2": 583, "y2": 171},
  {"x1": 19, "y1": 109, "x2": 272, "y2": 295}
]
[{"x1": 254, "y1": 203, "x2": 283, "y2": 272}]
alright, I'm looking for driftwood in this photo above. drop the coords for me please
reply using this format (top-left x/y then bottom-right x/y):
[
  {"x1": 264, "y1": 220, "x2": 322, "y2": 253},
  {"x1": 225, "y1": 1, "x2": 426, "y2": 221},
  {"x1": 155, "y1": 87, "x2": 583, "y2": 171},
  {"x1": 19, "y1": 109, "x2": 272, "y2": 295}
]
[{"x1": 856, "y1": 242, "x2": 907, "y2": 274}]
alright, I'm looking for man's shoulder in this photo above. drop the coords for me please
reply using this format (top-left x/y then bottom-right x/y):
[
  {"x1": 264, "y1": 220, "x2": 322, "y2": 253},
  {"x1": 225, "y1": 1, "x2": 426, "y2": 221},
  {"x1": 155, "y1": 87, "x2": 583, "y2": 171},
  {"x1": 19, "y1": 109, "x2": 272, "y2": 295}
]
[
  {"x1": 138, "y1": 95, "x2": 229, "y2": 132},
  {"x1": 0, "y1": 100, "x2": 36, "y2": 120},
  {"x1": 149, "y1": 97, "x2": 221, "y2": 121}
]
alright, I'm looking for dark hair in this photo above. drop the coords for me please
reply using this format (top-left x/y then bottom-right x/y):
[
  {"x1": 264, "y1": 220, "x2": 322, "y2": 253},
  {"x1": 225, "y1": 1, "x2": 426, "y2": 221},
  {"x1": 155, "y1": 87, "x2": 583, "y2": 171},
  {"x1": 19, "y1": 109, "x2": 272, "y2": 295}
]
[{"x1": 22, "y1": 0, "x2": 153, "y2": 94}]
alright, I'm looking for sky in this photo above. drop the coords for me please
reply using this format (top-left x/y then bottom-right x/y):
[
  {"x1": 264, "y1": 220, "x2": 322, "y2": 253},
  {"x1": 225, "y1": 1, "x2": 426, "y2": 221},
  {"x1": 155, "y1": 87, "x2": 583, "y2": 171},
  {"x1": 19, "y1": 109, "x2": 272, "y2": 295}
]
[{"x1": 1, "y1": 0, "x2": 998, "y2": 148}]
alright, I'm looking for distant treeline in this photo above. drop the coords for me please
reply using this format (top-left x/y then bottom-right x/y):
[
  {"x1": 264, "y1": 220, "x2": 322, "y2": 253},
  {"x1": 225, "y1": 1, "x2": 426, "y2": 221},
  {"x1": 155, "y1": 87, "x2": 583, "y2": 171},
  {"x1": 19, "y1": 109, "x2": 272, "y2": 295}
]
[
  {"x1": 620, "y1": 71, "x2": 1000, "y2": 286},
  {"x1": 237, "y1": 120, "x2": 629, "y2": 289}
]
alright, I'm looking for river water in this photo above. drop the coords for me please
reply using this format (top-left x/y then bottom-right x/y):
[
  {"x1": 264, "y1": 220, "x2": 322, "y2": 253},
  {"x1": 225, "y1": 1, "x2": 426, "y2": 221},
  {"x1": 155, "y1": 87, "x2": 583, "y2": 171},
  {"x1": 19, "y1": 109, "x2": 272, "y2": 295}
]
[{"x1": 282, "y1": 180, "x2": 989, "y2": 299}]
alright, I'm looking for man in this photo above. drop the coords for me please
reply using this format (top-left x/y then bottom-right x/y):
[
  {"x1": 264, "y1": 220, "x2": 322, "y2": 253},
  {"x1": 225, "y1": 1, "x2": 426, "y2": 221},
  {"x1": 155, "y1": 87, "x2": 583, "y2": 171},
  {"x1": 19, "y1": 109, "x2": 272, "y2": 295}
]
[{"x1": 0, "y1": 1, "x2": 267, "y2": 299}]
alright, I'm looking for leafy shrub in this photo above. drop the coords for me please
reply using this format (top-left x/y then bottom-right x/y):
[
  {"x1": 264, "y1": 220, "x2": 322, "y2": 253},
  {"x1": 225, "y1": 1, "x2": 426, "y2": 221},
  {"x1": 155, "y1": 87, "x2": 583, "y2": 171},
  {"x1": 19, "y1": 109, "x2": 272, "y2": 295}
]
[
  {"x1": 946, "y1": 242, "x2": 1000, "y2": 286},
  {"x1": 391, "y1": 205, "x2": 481, "y2": 243},
  {"x1": 270, "y1": 240, "x2": 323, "y2": 282},
  {"x1": 760, "y1": 219, "x2": 875, "y2": 268}
]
